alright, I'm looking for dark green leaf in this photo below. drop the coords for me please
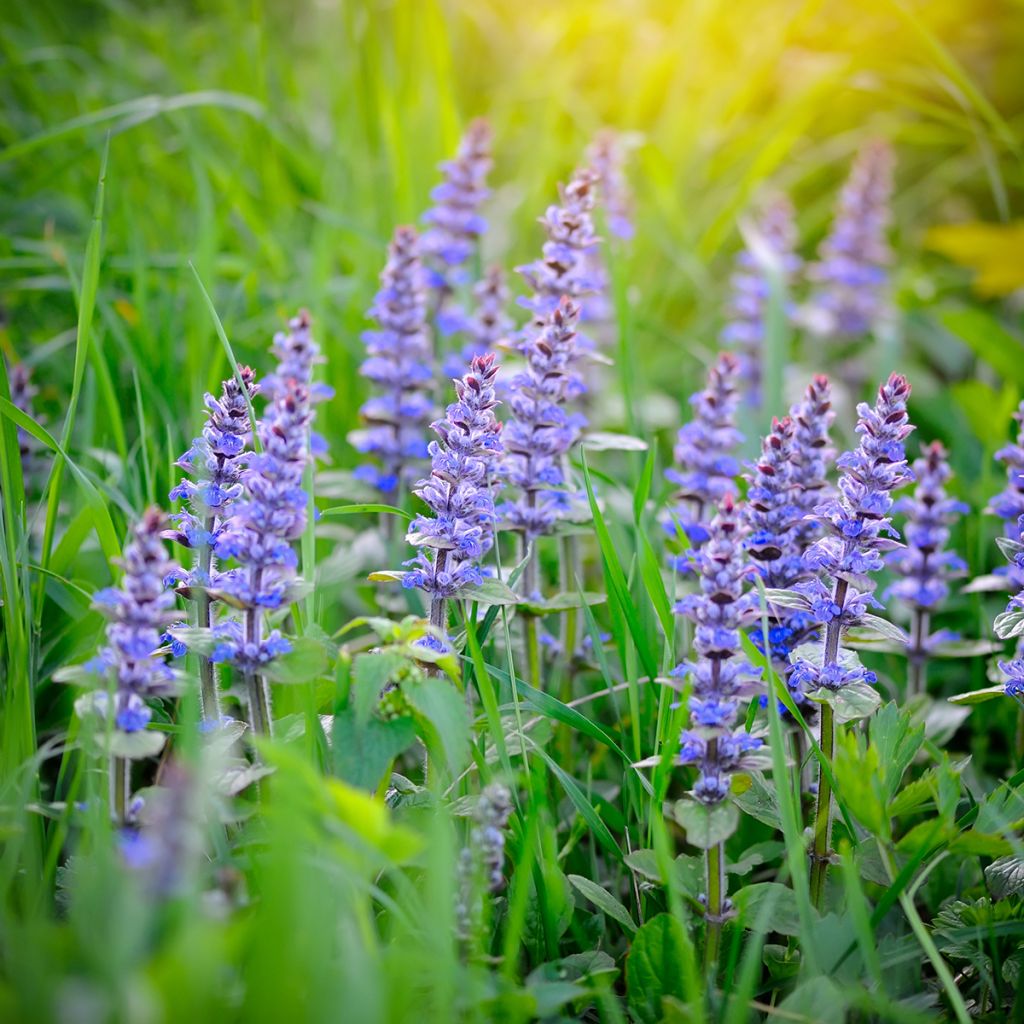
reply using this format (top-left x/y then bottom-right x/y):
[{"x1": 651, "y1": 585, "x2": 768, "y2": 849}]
[{"x1": 332, "y1": 709, "x2": 416, "y2": 792}]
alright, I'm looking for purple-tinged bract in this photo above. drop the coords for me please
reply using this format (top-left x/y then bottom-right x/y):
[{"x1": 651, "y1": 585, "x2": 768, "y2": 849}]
[
  {"x1": 89, "y1": 508, "x2": 179, "y2": 733},
  {"x1": 674, "y1": 496, "x2": 764, "y2": 804},
  {"x1": 499, "y1": 299, "x2": 581, "y2": 542},
  {"x1": 721, "y1": 196, "x2": 801, "y2": 404},
  {"x1": 352, "y1": 226, "x2": 434, "y2": 494},
  {"x1": 403, "y1": 354, "x2": 503, "y2": 598},
  {"x1": 665, "y1": 353, "x2": 743, "y2": 568},
  {"x1": 804, "y1": 139, "x2": 894, "y2": 341}
]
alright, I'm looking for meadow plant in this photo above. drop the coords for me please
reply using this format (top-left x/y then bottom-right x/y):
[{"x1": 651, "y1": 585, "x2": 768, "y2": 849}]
[
  {"x1": 721, "y1": 196, "x2": 801, "y2": 405},
  {"x1": 886, "y1": 441, "x2": 967, "y2": 694},
  {"x1": 674, "y1": 495, "x2": 765, "y2": 965},
  {"x1": 402, "y1": 353, "x2": 503, "y2": 637},
  {"x1": 455, "y1": 782, "x2": 513, "y2": 940},
  {"x1": 442, "y1": 265, "x2": 513, "y2": 378},
  {"x1": 665, "y1": 352, "x2": 742, "y2": 572},
  {"x1": 992, "y1": 400, "x2": 1024, "y2": 590},
  {"x1": 586, "y1": 129, "x2": 635, "y2": 241},
  {"x1": 804, "y1": 139, "x2": 894, "y2": 342},
  {"x1": 422, "y1": 119, "x2": 493, "y2": 334},
  {"x1": 790, "y1": 372, "x2": 913, "y2": 906},
  {"x1": 352, "y1": 226, "x2": 434, "y2": 497},
  {"x1": 8, "y1": 361, "x2": 38, "y2": 480},
  {"x1": 80, "y1": 507, "x2": 178, "y2": 822},
  {"x1": 166, "y1": 365, "x2": 258, "y2": 719}
]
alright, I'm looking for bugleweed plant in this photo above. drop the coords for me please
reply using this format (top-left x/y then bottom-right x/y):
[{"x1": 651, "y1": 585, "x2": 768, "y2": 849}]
[{"x1": 3, "y1": 3, "x2": 1024, "y2": 1022}]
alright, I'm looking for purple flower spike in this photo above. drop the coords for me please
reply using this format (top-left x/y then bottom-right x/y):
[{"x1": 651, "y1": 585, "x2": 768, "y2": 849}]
[
  {"x1": 992, "y1": 401, "x2": 1024, "y2": 590},
  {"x1": 352, "y1": 226, "x2": 434, "y2": 495},
  {"x1": 745, "y1": 416, "x2": 800, "y2": 585},
  {"x1": 499, "y1": 298, "x2": 582, "y2": 541},
  {"x1": 517, "y1": 168, "x2": 602, "y2": 354},
  {"x1": 804, "y1": 140, "x2": 894, "y2": 341},
  {"x1": 721, "y1": 196, "x2": 802, "y2": 405},
  {"x1": 674, "y1": 496, "x2": 765, "y2": 804},
  {"x1": 788, "y1": 374, "x2": 837, "y2": 555},
  {"x1": 90, "y1": 508, "x2": 179, "y2": 733},
  {"x1": 887, "y1": 441, "x2": 967, "y2": 612},
  {"x1": 442, "y1": 265, "x2": 514, "y2": 378},
  {"x1": 422, "y1": 119, "x2": 493, "y2": 307},
  {"x1": 791, "y1": 373, "x2": 914, "y2": 693},
  {"x1": 665, "y1": 353, "x2": 743, "y2": 570},
  {"x1": 586, "y1": 129, "x2": 635, "y2": 241},
  {"x1": 8, "y1": 360, "x2": 39, "y2": 479},
  {"x1": 403, "y1": 353, "x2": 504, "y2": 600}
]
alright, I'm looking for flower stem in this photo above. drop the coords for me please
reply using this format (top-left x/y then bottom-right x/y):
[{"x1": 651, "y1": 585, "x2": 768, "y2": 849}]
[
  {"x1": 703, "y1": 837, "x2": 725, "y2": 974},
  {"x1": 245, "y1": 568, "x2": 272, "y2": 739},
  {"x1": 196, "y1": 519, "x2": 221, "y2": 721},
  {"x1": 809, "y1": 576, "x2": 847, "y2": 909},
  {"x1": 908, "y1": 607, "x2": 929, "y2": 697},
  {"x1": 110, "y1": 755, "x2": 129, "y2": 825}
]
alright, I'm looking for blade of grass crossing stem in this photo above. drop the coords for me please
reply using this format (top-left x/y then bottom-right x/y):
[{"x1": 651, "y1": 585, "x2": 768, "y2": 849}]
[
  {"x1": 35, "y1": 136, "x2": 108, "y2": 626},
  {"x1": 580, "y1": 448, "x2": 657, "y2": 681},
  {"x1": 464, "y1": 617, "x2": 512, "y2": 780},
  {"x1": 757, "y1": 583, "x2": 820, "y2": 972},
  {"x1": 188, "y1": 262, "x2": 263, "y2": 455},
  {"x1": 840, "y1": 845, "x2": 884, "y2": 989},
  {"x1": 632, "y1": 443, "x2": 656, "y2": 525}
]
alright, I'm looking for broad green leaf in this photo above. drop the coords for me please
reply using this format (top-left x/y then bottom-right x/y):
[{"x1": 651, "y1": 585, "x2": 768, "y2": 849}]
[
  {"x1": 332, "y1": 709, "x2": 417, "y2": 792},
  {"x1": 806, "y1": 682, "x2": 881, "y2": 723},
  {"x1": 108, "y1": 729, "x2": 167, "y2": 760},
  {"x1": 567, "y1": 874, "x2": 637, "y2": 933},
  {"x1": 625, "y1": 849, "x2": 702, "y2": 896},
  {"x1": 948, "y1": 685, "x2": 1009, "y2": 706},
  {"x1": 626, "y1": 914, "x2": 693, "y2": 1024},
  {"x1": 734, "y1": 882, "x2": 804, "y2": 936},
  {"x1": 263, "y1": 636, "x2": 331, "y2": 684},
  {"x1": 519, "y1": 591, "x2": 607, "y2": 615},
  {"x1": 404, "y1": 676, "x2": 470, "y2": 777},
  {"x1": 985, "y1": 856, "x2": 1024, "y2": 900},
  {"x1": 582, "y1": 431, "x2": 648, "y2": 451},
  {"x1": 353, "y1": 650, "x2": 408, "y2": 725},
  {"x1": 856, "y1": 613, "x2": 909, "y2": 645},
  {"x1": 672, "y1": 799, "x2": 739, "y2": 849},
  {"x1": 468, "y1": 576, "x2": 521, "y2": 606}
]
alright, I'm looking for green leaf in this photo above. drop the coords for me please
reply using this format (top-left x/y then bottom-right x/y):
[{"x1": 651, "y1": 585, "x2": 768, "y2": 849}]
[
  {"x1": 320, "y1": 503, "x2": 413, "y2": 521},
  {"x1": 468, "y1": 576, "x2": 521, "y2": 607},
  {"x1": 856, "y1": 614, "x2": 909, "y2": 645},
  {"x1": 734, "y1": 882, "x2": 805, "y2": 936},
  {"x1": 519, "y1": 591, "x2": 607, "y2": 615},
  {"x1": 994, "y1": 607, "x2": 1024, "y2": 640},
  {"x1": 567, "y1": 874, "x2": 638, "y2": 933},
  {"x1": 263, "y1": 636, "x2": 331, "y2": 684},
  {"x1": 582, "y1": 431, "x2": 648, "y2": 451},
  {"x1": 733, "y1": 774, "x2": 782, "y2": 830},
  {"x1": 404, "y1": 676, "x2": 470, "y2": 777},
  {"x1": 806, "y1": 682, "x2": 882, "y2": 723},
  {"x1": 626, "y1": 915, "x2": 693, "y2": 1024},
  {"x1": 108, "y1": 729, "x2": 167, "y2": 760},
  {"x1": 948, "y1": 684, "x2": 1009, "y2": 706},
  {"x1": 985, "y1": 856, "x2": 1024, "y2": 900},
  {"x1": 672, "y1": 799, "x2": 739, "y2": 850},
  {"x1": 353, "y1": 650, "x2": 408, "y2": 725},
  {"x1": 332, "y1": 709, "x2": 417, "y2": 792},
  {"x1": 931, "y1": 639, "x2": 1003, "y2": 659},
  {"x1": 368, "y1": 570, "x2": 406, "y2": 583},
  {"x1": 760, "y1": 588, "x2": 811, "y2": 611},
  {"x1": 625, "y1": 850, "x2": 703, "y2": 896}
]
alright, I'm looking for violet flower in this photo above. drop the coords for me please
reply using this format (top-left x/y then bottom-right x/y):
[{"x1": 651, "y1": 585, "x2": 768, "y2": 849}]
[
  {"x1": 886, "y1": 441, "x2": 967, "y2": 693},
  {"x1": 721, "y1": 196, "x2": 801, "y2": 405},
  {"x1": 442, "y1": 265, "x2": 513, "y2": 379},
  {"x1": 499, "y1": 298, "x2": 581, "y2": 543},
  {"x1": 8, "y1": 361, "x2": 39, "y2": 480},
  {"x1": 789, "y1": 374, "x2": 837, "y2": 555},
  {"x1": 352, "y1": 226, "x2": 434, "y2": 495},
  {"x1": 422, "y1": 119, "x2": 493, "y2": 334},
  {"x1": 402, "y1": 354, "x2": 503, "y2": 631},
  {"x1": 792, "y1": 372, "x2": 914, "y2": 908},
  {"x1": 664, "y1": 352, "x2": 743, "y2": 571},
  {"x1": 804, "y1": 140, "x2": 894, "y2": 342},
  {"x1": 455, "y1": 782, "x2": 513, "y2": 940},
  {"x1": 586, "y1": 129, "x2": 635, "y2": 241},
  {"x1": 991, "y1": 400, "x2": 1024, "y2": 590}
]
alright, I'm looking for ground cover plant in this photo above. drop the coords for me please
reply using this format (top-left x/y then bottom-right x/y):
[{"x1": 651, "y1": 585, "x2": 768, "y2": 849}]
[{"x1": 2, "y1": 1, "x2": 1024, "y2": 1021}]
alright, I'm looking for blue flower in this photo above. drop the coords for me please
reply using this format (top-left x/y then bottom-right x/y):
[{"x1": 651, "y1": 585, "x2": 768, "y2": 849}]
[
  {"x1": 803, "y1": 140, "x2": 894, "y2": 341},
  {"x1": 499, "y1": 299, "x2": 581, "y2": 541},
  {"x1": 403, "y1": 353, "x2": 504, "y2": 599},
  {"x1": 665, "y1": 353, "x2": 743, "y2": 571},
  {"x1": 672, "y1": 497, "x2": 765, "y2": 804},
  {"x1": 351, "y1": 226, "x2": 434, "y2": 494},
  {"x1": 992, "y1": 401, "x2": 1024, "y2": 591},
  {"x1": 441, "y1": 266, "x2": 514, "y2": 378},
  {"x1": 721, "y1": 196, "x2": 801, "y2": 405}
]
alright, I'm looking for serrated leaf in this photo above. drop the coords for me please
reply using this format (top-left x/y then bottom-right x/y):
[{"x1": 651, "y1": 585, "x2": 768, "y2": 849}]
[
  {"x1": 404, "y1": 676, "x2": 470, "y2": 776},
  {"x1": 985, "y1": 856, "x2": 1024, "y2": 899},
  {"x1": 948, "y1": 685, "x2": 1009, "y2": 706},
  {"x1": 353, "y1": 650, "x2": 407, "y2": 724},
  {"x1": 806, "y1": 682, "x2": 881, "y2": 723},
  {"x1": 262, "y1": 636, "x2": 331, "y2": 684},
  {"x1": 582, "y1": 431, "x2": 648, "y2": 452},
  {"x1": 332, "y1": 709, "x2": 417, "y2": 792},
  {"x1": 567, "y1": 874, "x2": 638, "y2": 933},
  {"x1": 672, "y1": 799, "x2": 739, "y2": 849}
]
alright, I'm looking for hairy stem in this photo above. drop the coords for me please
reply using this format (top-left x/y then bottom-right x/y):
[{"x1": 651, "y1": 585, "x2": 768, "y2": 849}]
[
  {"x1": 703, "y1": 830, "x2": 725, "y2": 975},
  {"x1": 244, "y1": 568, "x2": 272, "y2": 739},
  {"x1": 810, "y1": 576, "x2": 848, "y2": 909},
  {"x1": 110, "y1": 755, "x2": 129, "y2": 825},
  {"x1": 196, "y1": 518, "x2": 221, "y2": 721},
  {"x1": 908, "y1": 607, "x2": 930, "y2": 697}
]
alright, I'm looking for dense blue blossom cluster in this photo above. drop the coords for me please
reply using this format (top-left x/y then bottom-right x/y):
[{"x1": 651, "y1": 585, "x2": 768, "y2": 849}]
[
  {"x1": 89, "y1": 508, "x2": 178, "y2": 734},
  {"x1": 887, "y1": 441, "x2": 966, "y2": 613},
  {"x1": 586, "y1": 130, "x2": 635, "y2": 242},
  {"x1": 422, "y1": 119, "x2": 493, "y2": 334},
  {"x1": 442, "y1": 265, "x2": 513, "y2": 378},
  {"x1": 788, "y1": 374, "x2": 837, "y2": 553},
  {"x1": 805, "y1": 140, "x2": 894, "y2": 341},
  {"x1": 674, "y1": 496, "x2": 764, "y2": 804},
  {"x1": 353, "y1": 226, "x2": 434, "y2": 494},
  {"x1": 165, "y1": 366, "x2": 259, "y2": 586},
  {"x1": 720, "y1": 196, "x2": 801, "y2": 404},
  {"x1": 403, "y1": 353, "x2": 503, "y2": 602},
  {"x1": 992, "y1": 401, "x2": 1024, "y2": 590},
  {"x1": 517, "y1": 168, "x2": 601, "y2": 356},
  {"x1": 665, "y1": 352, "x2": 742, "y2": 569},
  {"x1": 790, "y1": 373, "x2": 914, "y2": 692},
  {"x1": 500, "y1": 298, "x2": 581, "y2": 541}
]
